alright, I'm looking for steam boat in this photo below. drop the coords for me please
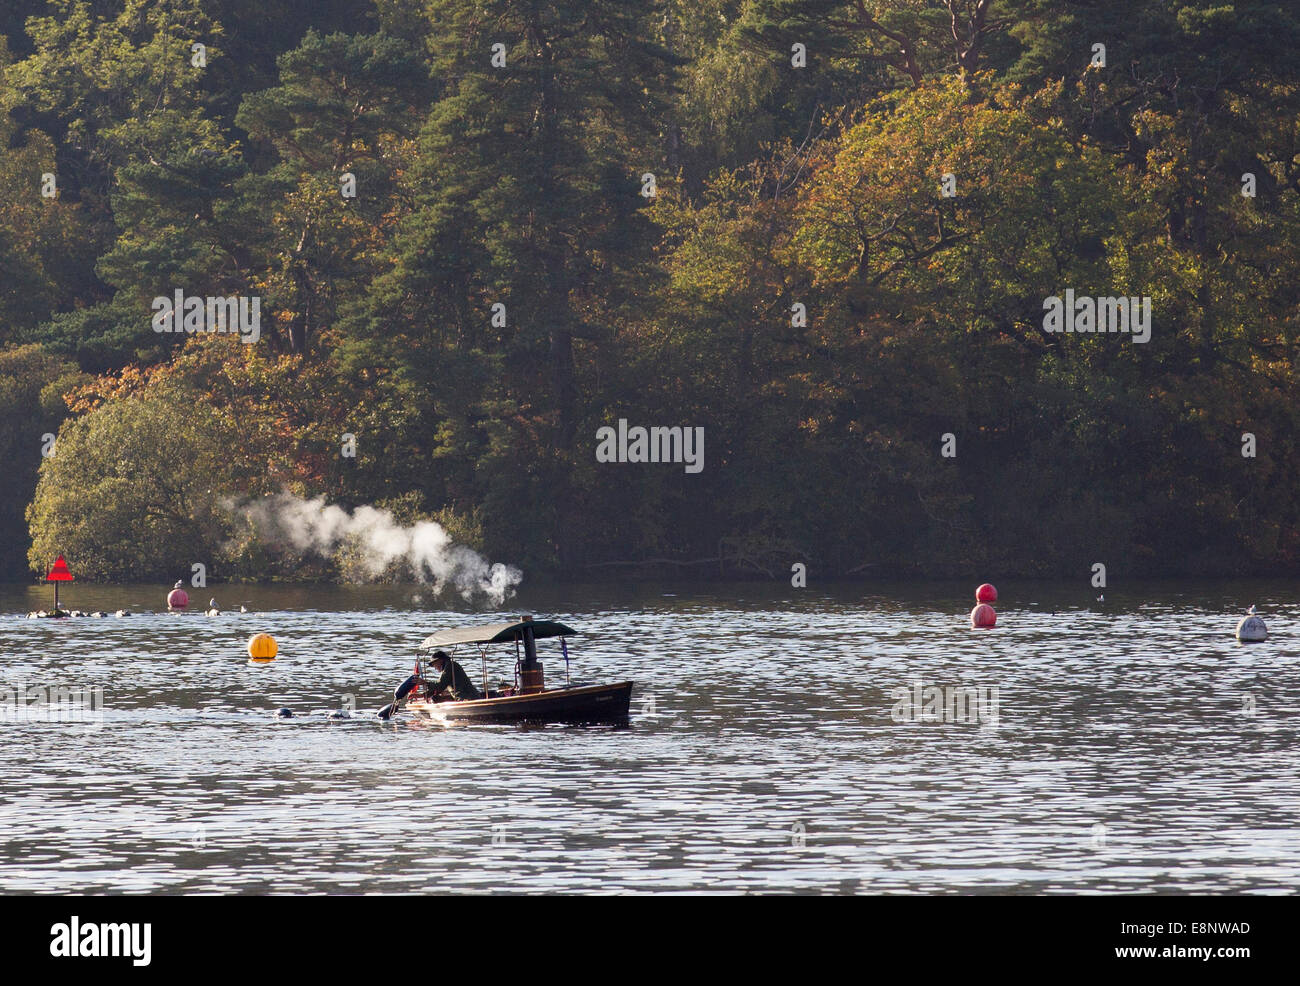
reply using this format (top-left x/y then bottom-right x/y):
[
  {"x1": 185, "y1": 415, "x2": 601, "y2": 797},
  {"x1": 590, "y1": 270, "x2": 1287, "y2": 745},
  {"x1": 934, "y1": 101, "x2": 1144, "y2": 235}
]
[{"x1": 380, "y1": 616, "x2": 633, "y2": 725}]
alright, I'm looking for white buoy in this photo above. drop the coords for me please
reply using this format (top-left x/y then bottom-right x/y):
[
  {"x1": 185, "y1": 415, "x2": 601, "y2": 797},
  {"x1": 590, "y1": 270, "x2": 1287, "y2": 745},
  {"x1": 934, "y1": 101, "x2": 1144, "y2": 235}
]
[{"x1": 1236, "y1": 609, "x2": 1267, "y2": 642}]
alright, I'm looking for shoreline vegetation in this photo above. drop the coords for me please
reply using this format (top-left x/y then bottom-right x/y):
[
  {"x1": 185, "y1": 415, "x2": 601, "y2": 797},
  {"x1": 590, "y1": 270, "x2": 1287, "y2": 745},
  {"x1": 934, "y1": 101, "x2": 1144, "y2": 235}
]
[{"x1": 4, "y1": 2, "x2": 1300, "y2": 585}]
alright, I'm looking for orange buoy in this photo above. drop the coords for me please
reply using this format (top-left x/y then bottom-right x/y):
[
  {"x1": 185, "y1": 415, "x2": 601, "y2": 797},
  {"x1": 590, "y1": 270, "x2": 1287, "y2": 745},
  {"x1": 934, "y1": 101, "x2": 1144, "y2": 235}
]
[
  {"x1": 970, "y1": 603, "x2": 996, "y2": 628},
  {"x1": 247, "y1": 633, "x2": 278, "y2": 662},
  {"x1": 975, "y1": 583, "x2": 997, "y2": 603}
]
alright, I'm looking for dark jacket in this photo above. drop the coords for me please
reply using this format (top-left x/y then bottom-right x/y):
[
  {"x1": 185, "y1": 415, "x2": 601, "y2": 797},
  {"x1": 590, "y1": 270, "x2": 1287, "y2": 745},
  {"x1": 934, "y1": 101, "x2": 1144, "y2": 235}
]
[{"x1": 432, "y1": 660, "x2": 481, "y2": 701}]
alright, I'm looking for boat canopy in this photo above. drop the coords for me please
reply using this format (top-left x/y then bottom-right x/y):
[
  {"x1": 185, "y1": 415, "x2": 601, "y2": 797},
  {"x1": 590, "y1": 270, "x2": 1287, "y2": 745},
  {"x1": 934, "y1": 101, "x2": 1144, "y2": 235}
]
[{"x1": 418, "y1": 619, "x2": 579, "y2": 651}]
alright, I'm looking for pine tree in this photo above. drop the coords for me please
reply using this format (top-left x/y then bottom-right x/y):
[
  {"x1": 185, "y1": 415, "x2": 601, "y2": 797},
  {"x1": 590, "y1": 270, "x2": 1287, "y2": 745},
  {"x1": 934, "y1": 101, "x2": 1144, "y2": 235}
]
[{"x1": 345, "y1": 0, "x2": 674, "y2": 565}]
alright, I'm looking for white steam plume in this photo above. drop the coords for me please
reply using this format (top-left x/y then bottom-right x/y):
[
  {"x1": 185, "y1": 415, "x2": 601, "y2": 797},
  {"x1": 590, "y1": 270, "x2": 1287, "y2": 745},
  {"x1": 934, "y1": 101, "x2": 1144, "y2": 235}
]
[{"x1": 232, "y1": 493, "x2": 522, "y2": 604}]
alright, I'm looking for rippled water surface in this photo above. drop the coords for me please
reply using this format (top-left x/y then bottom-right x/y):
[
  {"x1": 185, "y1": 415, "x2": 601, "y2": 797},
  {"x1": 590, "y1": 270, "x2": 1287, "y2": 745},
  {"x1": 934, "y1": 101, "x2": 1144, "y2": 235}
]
[{"x1": 1, "y1": 579, "x2": 1297, "y2": 894}]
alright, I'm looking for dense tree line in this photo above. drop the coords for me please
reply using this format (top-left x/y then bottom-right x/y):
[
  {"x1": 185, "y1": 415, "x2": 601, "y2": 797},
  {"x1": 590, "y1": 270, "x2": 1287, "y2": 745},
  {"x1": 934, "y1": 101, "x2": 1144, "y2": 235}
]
[{"x1": 2, "y1": 0, "x2": 1299, "y2": 582}]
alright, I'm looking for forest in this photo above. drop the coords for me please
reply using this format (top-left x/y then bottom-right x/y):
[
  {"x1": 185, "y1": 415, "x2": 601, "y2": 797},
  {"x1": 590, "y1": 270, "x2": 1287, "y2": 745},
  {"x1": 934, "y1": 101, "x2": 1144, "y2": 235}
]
[{"x1": 2, "y1": 0, "x2": 1299, "y2": 584}]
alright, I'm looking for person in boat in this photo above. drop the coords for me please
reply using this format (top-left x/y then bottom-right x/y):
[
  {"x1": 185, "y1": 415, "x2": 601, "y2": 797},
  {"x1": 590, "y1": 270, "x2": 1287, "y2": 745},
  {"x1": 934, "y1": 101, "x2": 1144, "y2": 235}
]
[{"x1": 426, "y1": 650, "x2": 481, "y2": 701}]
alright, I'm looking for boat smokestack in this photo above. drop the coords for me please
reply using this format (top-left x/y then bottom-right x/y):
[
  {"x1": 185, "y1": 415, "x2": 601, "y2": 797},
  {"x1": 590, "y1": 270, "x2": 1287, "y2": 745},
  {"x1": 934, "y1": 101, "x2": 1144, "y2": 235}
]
[{"x1": 519, "y1": 617, "x2": 544, "y2": 694}]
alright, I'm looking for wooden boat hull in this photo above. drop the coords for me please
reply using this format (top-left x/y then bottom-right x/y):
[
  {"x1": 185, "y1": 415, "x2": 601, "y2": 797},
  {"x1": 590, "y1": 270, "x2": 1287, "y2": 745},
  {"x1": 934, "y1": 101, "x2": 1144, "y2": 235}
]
[{"x1": 409, "y1": 681, "x2": 634, "y2": 725}]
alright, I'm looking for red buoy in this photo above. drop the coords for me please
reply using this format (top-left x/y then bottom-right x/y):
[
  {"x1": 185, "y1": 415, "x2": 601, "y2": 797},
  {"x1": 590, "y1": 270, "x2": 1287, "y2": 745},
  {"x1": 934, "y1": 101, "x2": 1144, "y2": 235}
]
[
  {"x1": 975, "y1": 583, "x2": 998, "y2": 603},
  {"x1": 167, "y1": 587, "x2": 189, "y2": 609},
  {"x1": 46, "y1": 555, "x2": 74, "y2": 611},
  {"x1": 970, "y1": 603, "x2": 996, "y2": 628}
]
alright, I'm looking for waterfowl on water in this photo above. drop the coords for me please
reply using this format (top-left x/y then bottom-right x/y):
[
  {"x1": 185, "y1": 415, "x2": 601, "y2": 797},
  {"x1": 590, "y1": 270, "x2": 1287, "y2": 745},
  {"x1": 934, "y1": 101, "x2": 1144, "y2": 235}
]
[{"x1": 205, "y1": 599, "x2": 220, "y2": 616}]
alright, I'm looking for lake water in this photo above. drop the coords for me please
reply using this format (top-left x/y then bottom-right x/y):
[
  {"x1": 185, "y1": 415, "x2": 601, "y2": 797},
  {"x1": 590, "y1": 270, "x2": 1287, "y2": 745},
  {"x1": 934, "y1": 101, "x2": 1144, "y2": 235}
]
[{"x1": 1, "y1": 579, "x2": 1297, "y2": 894}]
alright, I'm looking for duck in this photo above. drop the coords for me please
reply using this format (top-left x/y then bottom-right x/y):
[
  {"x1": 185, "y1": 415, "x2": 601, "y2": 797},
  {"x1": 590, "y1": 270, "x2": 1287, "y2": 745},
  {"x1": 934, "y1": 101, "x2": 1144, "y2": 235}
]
[{"x1": 205, "y1": 598, "x2": 221, "y2": 617}]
